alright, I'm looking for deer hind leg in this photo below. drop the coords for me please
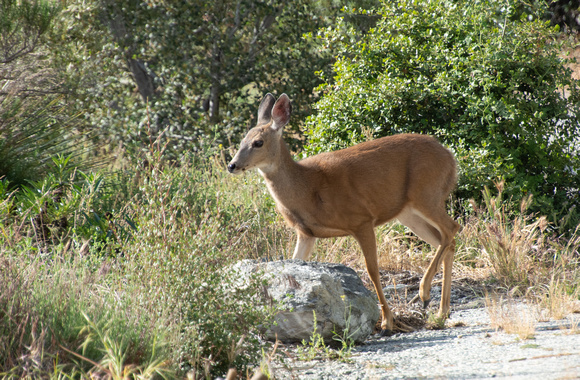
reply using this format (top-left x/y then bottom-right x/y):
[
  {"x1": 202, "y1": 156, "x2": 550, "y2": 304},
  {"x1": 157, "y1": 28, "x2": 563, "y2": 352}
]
[
  {"x1": 439, "y1": 238, "x2": 456, "y2": 318},
  {"x1": 292, "y1": 233, "x2": 316, "y2": 260},
  {"x1": 397, "y1": 206, "x2": 459, "y2": 317},
  {"x1": 353, "y1": 226, "x2": 396, "y2": 333}
]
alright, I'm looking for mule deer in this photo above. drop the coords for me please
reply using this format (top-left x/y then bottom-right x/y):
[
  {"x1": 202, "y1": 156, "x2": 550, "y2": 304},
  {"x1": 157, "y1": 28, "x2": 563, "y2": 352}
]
[{"x1": 228, "y1": 93, "x2": 460, "y2": 334}]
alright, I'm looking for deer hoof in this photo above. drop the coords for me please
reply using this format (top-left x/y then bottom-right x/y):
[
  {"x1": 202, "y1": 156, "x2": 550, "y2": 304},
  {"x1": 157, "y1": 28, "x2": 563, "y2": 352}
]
[
  {"x1": 423, "y1": 298, "x2": 431, "y2": 309},
  {"x1": 379, "y1": 329, "x2": 395, "y2": 337}
]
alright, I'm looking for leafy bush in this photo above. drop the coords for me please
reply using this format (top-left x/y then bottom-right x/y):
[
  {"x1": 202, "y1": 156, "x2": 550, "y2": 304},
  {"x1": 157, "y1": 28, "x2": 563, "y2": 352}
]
[
  {"x1": 0, "y1": 0, "x2": 60, "y2": 99},
  {"x1": 306, "y1": 0, "x2": 580, "y2": 229}
]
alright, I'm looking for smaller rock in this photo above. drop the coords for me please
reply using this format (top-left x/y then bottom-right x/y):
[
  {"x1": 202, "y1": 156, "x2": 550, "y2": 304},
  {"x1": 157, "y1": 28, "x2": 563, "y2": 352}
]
[{"x1": 382, "y1": 284, "x2": 410, "y2": 298}]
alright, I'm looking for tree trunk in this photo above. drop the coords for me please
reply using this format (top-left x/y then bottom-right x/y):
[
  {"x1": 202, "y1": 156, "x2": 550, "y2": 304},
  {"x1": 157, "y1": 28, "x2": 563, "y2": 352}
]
[
  {"x1": 209, "y1": 42, "x2": 222, "y2": 123},
  {"x1": 128, "y1": 58, "x2": 156, "y2": 103},
  {"x1": 209, "y1": 82, "x2": 220, "y2": 123},
  {"x1": 102, "y1": 2, "x2": 157, "y2": 104}
]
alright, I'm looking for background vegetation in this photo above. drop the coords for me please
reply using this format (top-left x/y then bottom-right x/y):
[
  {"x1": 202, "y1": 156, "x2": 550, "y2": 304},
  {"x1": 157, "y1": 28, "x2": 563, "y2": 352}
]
[
  {"x1": 305, "y1": 0, "x2": 580, "y2": 229},
  {"x1": 1, "y1": 0, "x2": 579, "y2": 378}
]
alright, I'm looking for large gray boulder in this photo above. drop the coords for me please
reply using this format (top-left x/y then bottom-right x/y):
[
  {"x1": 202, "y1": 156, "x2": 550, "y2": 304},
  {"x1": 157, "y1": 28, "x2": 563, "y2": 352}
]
[{"x1": 231, "y1": 259, "x2": 380, "y2": 344}]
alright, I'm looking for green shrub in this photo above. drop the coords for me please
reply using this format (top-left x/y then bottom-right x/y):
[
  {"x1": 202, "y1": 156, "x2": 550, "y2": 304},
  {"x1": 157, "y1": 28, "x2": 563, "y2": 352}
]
[
  {"x1": 306, "y1": 0, "x2": 580, "y2": 230},
  {"x1": 0, "y1": 0, "x2": 59, "y2": 58}
]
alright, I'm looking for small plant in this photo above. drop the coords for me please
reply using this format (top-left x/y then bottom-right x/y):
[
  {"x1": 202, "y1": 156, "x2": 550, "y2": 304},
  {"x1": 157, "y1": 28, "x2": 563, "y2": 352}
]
[
  {"x1": 297, "y1": 311, "x2": 328, "y2": 361},
  {"x1": 256, "y1": 339, "x2": 279, "y2": 380},
  {"x1": 330, "y1": 300, "x2": 358, "y2": 362},
  {"x1": 61, "y1": 313, "x2": 172, "y2": 380},
  {"x1": 297, "y1": 303, "x2": 358, "y2": 363},
  {"x1": 425, "y1": 313, "x2": 447, "y2": 330},
  {"x1": 565, "y1": 317, "x2": 580, "y2": 335}
]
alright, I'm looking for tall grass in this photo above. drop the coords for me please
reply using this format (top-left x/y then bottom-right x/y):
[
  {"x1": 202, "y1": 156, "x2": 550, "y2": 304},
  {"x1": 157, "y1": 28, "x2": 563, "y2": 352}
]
[
  {"x1": 473, "y1": 183, "x2": 579, "y2": 300},
  {"x1": 0, "y1": 94, "x2": 104, "y2": 189},
  {"x1": 478, "y1": 183, "x2": 550, "y2": 288},
  {"x1": 0, "y1": 146, "x2": 286, "y2": 378},
  {"x1": 0, "y1": 251, "x2": 169, "y2": 378}
]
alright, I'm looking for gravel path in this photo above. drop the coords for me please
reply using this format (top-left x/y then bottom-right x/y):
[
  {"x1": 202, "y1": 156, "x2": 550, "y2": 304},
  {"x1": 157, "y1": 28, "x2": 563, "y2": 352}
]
[{"x1": 272, "y1": 305, "x2": 580, "y2": 379}]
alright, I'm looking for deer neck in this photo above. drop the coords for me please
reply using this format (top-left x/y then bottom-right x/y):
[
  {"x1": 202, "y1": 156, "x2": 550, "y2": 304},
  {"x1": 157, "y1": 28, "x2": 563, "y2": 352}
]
[{"x1": 258, "y1": 139, "x2": 305, "y2": 201}]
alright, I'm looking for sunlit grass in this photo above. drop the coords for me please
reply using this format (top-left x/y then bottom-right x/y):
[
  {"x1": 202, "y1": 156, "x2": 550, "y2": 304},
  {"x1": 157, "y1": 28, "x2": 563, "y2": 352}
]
[{"x1": 486, "y1": 294, "x2": 538, "y2": 340}]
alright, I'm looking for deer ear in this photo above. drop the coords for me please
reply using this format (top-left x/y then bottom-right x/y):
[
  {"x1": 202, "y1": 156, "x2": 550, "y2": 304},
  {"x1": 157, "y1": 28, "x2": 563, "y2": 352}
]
[
  {"x1": 271, "y1": 94, "x2": 291, "y2": 131},
  {"x1": 257, "y1": 93, "x2": 276, "y2": 125}
]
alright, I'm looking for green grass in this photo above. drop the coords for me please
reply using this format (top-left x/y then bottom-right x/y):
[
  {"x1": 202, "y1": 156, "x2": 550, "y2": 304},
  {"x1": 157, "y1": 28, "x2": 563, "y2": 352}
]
[{"x1": 0, "y1": 149, "x2": 286, "y2": 379}]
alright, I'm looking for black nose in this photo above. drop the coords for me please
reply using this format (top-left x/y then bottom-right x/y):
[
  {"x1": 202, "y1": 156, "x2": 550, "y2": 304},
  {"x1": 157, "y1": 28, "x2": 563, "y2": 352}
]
[{"x1": 227, "y1": 163, "x2": 236, "y2": 173}]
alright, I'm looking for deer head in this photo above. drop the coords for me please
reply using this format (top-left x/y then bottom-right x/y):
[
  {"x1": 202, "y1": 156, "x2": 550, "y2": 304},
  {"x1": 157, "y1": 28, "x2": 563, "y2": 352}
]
[{"x1": 227, "y1": 93, "x2": 291, "y2": 175}]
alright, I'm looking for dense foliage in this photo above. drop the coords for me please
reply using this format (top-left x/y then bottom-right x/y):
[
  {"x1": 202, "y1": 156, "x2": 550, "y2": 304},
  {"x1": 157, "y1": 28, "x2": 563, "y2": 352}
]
[
  {"x1": 0, "y1": 0, "x2": 58, "y2": 81},
  {"x1": 306, "y1": 0, "x2": 580, "y2": 228},
  {"x1": 45, "y1": 0, "x2": 377, "y2": 155}
]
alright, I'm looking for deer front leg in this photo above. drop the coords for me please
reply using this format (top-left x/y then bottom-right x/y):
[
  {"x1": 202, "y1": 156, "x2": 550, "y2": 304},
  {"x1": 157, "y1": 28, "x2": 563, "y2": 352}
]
[
  {"x1": 292, "y1": 233, "x2": 316, "y2": 260},
  {"x1": 354, "y1": 227, "x2": 395, "y2": 334}
]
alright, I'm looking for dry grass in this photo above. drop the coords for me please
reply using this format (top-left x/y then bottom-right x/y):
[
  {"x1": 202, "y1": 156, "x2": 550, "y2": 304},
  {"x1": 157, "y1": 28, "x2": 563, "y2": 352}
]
[
  {"x1": 477, "y1": 183, "x2": 551, "y2": 289},
  {"x1": 563, "y1": 316, "x2": 580, "y2": 335},
  {"x1": 536, "y1": 276, "x2": 580, "y2": 321},
  {"x1": 375, "y1": 225, "x2": 432, "y2": 273},
  {"x1": 486, "y1": 294, "x2": 538, "y2": 340},
  {"x1": 312, "y1": 235, "x2": 361, "y2": 267}
]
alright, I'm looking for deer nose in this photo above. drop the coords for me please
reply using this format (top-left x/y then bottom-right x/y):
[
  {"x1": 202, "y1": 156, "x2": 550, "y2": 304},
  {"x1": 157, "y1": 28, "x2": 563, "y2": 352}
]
[{"x1": 227, "y1": 163, "x2": 236, "y2": 173}]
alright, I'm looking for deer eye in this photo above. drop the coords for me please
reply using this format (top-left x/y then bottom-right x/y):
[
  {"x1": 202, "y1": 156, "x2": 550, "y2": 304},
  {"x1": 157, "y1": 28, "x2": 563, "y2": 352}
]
[{"x1": 253, "y1": 140, "x2": 264, "y2": 148}]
